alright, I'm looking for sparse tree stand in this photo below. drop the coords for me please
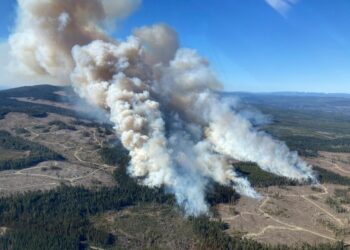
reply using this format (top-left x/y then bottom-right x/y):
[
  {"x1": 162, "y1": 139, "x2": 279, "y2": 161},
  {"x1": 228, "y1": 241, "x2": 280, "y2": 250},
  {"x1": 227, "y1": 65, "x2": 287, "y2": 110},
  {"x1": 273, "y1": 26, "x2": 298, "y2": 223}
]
[{"x1": 0, "y1": 130, "x2": 64, "y2": 171}]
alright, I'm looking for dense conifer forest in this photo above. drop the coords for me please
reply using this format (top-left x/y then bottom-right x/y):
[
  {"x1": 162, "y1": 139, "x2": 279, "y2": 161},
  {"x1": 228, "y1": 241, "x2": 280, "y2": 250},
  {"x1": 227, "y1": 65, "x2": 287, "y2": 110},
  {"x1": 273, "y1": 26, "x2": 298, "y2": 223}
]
[{"x1": 0, "y1": 163, "x2": 345, "y2": 250}]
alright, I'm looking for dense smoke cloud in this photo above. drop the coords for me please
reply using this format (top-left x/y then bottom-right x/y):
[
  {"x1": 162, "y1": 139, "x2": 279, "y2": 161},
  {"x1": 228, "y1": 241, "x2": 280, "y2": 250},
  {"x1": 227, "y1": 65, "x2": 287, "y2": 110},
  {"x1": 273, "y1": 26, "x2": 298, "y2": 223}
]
[{"x1": 8, "y1": 0, "x2": 315, "y2": 215}]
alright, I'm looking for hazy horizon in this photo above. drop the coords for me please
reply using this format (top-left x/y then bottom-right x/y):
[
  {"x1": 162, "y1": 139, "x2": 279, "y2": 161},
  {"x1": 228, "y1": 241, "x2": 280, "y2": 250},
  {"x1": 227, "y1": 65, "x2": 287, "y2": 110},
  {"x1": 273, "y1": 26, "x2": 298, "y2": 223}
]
[
  {"x1": 1, "y1": 83, "x2": 350, "y2": 96},
  {"x1": 0, "y1": 0, "x2": 350, "y2": 93}
]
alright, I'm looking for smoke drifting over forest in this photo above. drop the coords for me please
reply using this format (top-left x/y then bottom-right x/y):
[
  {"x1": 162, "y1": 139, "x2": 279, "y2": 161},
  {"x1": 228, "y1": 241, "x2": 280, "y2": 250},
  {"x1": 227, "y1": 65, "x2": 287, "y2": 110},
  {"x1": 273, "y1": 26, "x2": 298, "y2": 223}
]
[{"x1": 7, "y1": 0, "x2": 315, "y2": 215}]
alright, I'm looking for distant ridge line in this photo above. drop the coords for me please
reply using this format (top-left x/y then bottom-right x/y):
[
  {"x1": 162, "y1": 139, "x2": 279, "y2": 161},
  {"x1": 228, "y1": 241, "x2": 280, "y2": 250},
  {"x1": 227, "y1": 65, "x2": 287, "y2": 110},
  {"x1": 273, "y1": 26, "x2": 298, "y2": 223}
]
[
  {"x1": 222, "y1": 91, "x2": 350, "y2": 98},
  {"x1": 0, "y1": 84, "x2": 349, "y2": 98}
]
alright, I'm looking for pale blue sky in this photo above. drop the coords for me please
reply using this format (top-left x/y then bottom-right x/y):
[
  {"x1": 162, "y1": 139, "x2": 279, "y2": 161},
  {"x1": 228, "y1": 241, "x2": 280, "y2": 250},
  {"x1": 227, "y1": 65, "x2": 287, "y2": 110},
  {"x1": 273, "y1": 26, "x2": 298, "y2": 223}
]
[{"x1": 1, "y1": 0, "x2": 350, "y2": 93}]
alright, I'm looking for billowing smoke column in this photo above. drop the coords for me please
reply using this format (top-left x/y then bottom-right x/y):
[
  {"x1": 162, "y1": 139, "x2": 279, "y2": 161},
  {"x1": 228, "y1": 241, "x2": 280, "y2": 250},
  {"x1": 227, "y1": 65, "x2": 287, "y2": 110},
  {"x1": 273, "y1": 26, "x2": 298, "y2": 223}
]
[{"x1": 9, "y1": 0, "x2": 315, "y2": 215}]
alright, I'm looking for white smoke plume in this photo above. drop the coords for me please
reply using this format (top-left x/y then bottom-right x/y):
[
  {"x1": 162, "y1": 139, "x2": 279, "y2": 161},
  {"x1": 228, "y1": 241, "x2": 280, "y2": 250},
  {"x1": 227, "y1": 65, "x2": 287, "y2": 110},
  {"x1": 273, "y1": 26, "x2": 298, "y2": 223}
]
[{"x1": 7, "y1": 0, "x2": 315, "y2": 215}]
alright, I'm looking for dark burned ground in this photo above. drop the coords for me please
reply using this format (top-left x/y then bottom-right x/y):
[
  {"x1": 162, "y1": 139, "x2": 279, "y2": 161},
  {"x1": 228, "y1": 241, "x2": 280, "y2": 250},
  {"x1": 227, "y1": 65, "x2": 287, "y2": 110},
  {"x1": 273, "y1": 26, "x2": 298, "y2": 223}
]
[{"x1": 0, "y1": 85, "x2": 349, "y2": 249}]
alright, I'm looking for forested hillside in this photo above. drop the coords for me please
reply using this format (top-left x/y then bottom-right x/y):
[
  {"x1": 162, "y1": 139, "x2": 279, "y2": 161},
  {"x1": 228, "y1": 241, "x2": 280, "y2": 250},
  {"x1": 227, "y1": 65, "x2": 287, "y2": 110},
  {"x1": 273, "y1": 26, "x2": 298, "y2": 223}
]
[{"x1": 0, "y1": 85, "x2": 348, "y2": 249}]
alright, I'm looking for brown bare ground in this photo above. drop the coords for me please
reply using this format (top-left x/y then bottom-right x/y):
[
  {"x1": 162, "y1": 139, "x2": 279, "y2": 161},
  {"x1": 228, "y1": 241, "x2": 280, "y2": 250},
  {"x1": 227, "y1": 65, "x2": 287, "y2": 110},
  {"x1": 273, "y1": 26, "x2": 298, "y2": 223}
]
[
  {"x1": 306, "y1": 151, "x2": 350, "y2": 177},
  {"x1": 217, "y1": 153, "x2": 350, "y2": 246},
  {"x1": 0, "y1": 112, "x2": 117, "y2": 194}
]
